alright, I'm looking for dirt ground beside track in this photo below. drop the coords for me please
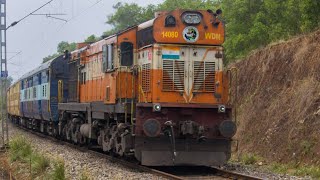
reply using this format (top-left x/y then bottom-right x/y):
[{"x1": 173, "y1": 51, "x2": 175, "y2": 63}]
[{"x1": 231, "y1": 30, "x2": 320, "y2": 165}]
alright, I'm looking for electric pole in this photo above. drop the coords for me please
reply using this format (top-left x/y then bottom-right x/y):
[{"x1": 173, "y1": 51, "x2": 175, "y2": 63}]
[{"x1": 0, "y1": 0, "x2": 8, "y2": 148}]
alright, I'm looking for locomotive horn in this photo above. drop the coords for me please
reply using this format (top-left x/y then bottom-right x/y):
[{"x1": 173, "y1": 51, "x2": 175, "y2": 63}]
[
  {"x1": 63, "y1": 50, "x2": 70, "y2": 59},
  {"x1": 216, "y1": 9, "x2": 222, "y2": 15},
  {"x1": 207, "y1": 9, "x2": 214, "y2": 14}
]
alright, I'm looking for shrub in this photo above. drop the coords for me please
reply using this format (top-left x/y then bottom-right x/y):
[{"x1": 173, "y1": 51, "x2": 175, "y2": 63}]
[
  {"x1": 241, "y1": 153, "x2": 258, "y2": 165},
  {"x1": 300, "y1": 140, "x2": 315, "y2": 155},
  {"x1": 50, "y1": 159, "x2": 66, "y2": 180},
  {"x1": 294, "y1": 166, "x2": 320, "y2": 179},
  {"x1": 269, "y1": 163, "x2": 289, "y2": 174},
  {"x1": 31, "y1": 153, "x2": 50, "y2": 175},
  {"x1": 9, "y1": 135, "x2": 32, "y2": 162}
]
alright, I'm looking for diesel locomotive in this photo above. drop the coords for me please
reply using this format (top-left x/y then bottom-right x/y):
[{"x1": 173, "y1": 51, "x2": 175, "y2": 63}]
[{"x1": 7, "y1": 9, "x2": 236, "y2": 166}]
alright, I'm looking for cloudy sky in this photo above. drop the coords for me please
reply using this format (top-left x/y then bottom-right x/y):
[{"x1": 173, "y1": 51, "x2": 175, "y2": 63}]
[{"x1": 7, "y1": 0, "x2": 163, "y2": 80}]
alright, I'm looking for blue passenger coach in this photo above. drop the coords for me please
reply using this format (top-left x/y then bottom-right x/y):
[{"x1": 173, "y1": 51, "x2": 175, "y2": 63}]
[{"x1": 19, "y1": 55, "x2": 69, "y2": 133}]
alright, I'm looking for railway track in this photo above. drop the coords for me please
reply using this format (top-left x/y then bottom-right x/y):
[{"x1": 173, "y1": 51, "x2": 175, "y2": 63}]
[{"x1": 15, "y1": 125, "x2": 262, "y2": 180}]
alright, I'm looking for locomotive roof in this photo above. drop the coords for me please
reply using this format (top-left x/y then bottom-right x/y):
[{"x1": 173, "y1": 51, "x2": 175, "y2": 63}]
[
  {"x1": 19, "y1": 55, "x2": 60, "y2": 81},
  {"x1": 138, "y1": 19, "x2": 155, "y2": 31},
  {"x1": 71, "y1": 45, "x2": 88, "y2": 54}
]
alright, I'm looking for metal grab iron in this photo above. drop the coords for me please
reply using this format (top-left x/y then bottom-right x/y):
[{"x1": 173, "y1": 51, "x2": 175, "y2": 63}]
[{"x1": 164, "y1": 120, "x2": 177, "y2": 163}]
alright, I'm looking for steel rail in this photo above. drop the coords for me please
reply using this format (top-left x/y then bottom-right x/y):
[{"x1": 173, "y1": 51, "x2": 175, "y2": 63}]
[{"x1": 212, "y1": 166, "x2": 263, "y2": 180}]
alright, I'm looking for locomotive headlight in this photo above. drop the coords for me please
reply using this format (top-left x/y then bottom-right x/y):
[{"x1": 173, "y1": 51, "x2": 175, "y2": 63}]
[
  {"x1": 218, "y1": 105, "x2": 226, "y2": 113},
  {"x1": 153, "y1": 103, "x2": 161, "y2": 112},
  {"x1": 182, "y1": 13, "x2": 202, "y2": 24}
]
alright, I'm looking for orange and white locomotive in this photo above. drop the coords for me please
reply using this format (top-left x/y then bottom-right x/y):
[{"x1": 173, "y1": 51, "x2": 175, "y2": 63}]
[{"x1": 8, "y1": 9, "x2": 236, "y2": 166}]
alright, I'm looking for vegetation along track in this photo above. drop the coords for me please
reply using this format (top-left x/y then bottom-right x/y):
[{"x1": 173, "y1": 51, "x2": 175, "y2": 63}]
[{"x1": 15, "y1": 124, "x2": 262, "y2": 180}]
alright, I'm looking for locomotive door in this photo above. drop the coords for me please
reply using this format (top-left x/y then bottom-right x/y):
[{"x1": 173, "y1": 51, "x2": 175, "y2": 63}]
[
  {"x1": 182, "y1": 47, "x2": 207, "y2": 99},
  {"x1": 58, "y1": 80, "x2": 63, "y2": 103},
  {"x1": 181, "y1": 46, "x2": 193, "y2": 97}
]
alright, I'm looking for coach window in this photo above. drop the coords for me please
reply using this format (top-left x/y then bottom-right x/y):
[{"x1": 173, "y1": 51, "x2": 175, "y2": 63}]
[
  {"x1": 120, "y1": 42, "x2": 133, "y2": 66},
  {"x1": 33, "y1": 87, "x2": 37, "y2": 99},
  {"x1": 24, "y1": 89, "x2": 27, "y2": 100}
]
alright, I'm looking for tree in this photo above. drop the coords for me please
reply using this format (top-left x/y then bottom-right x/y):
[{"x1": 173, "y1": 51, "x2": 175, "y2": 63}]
[
  {"x1": 104, "y1": 3, "x2": 157, "y2": 34},
  {"x1": 43, "y1": 41, "x2": 77, "y2": 63},
  {"x1": 158, "y1": 0, "x2": 220, "y2": 11},
  {"x1": 298, "y1": 0, "x2": 320, "y2": 32},
  {"x1": 57, "y1": 41, "x2": 76, "y2": 54},
  {"x1": 84, "y1": 35, "x2": 99, "y2": 43},
  {"x1": 42, "y1": 53, "x2": 59, "y2": 63},
  {"x1": 221, "y1": 0, "x2": 320, "y2": 62},
  {"x1": 221, "y1": 0, "x2": 266, "y2": 61}
]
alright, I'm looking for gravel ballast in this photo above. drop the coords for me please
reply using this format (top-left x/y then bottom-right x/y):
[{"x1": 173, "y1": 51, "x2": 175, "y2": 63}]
[
  {"x1": 8, "y1": 124, "x2": 164, "y2": 180},
  {"x1": 7, "y1": 123, "x2": 312, "y2": 180}
]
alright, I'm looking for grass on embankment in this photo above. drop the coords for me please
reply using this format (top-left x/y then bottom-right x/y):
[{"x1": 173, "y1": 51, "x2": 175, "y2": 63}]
[
  {"x1": 233, "y1": 153, "x2": 320, "y2": 179},
  {"x1": 8, "y1": 135, "x2": 66, "y2": 180}
]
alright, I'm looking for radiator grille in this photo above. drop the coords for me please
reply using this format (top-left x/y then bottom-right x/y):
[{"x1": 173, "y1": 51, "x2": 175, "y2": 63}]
[
  {"x1": 142, "y1": 63, "x2": 151, "y2": 92},
  {"x1": 193, "y1": 61, "x2": 216, "y2": 92},
  {"x1": 162, "y1": 60, "x2": 184, "y2": 91}
]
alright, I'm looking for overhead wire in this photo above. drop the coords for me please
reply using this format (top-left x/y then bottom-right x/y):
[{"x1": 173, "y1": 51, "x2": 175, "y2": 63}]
[
  {"x1": 7, "y1": 0, "x2": 54, "y2": 30},
  {"x1": 7, "y1": 51, "x2": 22, "y2": 62},
  {"x1": 10, "y1": 0, "x2": 106, "y2": 77},
  {"x1": 7, "y1": 0, "x2": 57, "y2": 77},
  {"x1": 38, "y1": 0, "x2": 105, "y2": 53}
]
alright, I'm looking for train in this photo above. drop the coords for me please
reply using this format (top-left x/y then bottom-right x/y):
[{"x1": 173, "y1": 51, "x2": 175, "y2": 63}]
[{"x1": 7, "y1": 9, "x2": 236, "y2": 166}]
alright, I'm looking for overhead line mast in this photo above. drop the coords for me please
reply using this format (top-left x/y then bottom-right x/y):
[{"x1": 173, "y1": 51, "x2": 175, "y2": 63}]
[{"x1": 0, "y1": 0, "x2": 9, "y2": 148}]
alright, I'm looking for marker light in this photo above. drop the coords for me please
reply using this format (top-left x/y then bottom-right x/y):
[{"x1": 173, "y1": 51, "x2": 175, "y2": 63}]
[
  {"x1": 153, "y1": 104, "x2": 161, "y2": 112},
  {"x1": 218, "y1": 105, "x2": 226, "y2": 113}
]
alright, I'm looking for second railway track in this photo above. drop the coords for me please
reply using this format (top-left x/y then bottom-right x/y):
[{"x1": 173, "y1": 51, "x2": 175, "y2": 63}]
[{"x1": 16, "y1": 124, "x2": 262, "y2": 180}]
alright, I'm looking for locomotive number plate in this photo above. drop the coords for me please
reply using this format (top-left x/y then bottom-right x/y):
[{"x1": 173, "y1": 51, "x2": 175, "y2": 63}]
[{"x1": 161, "y1": 31, "x2": 179, "y2": 39}]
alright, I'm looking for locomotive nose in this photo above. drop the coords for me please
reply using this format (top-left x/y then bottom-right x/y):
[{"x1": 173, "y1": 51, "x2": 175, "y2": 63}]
[{"x1": 219, "y1": 120, "x2": 237, "y2": 138}]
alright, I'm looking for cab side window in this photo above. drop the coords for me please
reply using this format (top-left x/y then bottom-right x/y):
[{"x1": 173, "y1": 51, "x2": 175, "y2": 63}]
[
  {"x1": 107, "y1": 44, "x2": 114, "y2": 70},
  {"x1": 102, "y1": 45, "x2": 108, "y2": 72},
  {"x1": 120, "y1": 42, "x2": 133, "y2": 67},
  {"x1": 102, "y1": 44, "x2": 114, "y2": 72}
]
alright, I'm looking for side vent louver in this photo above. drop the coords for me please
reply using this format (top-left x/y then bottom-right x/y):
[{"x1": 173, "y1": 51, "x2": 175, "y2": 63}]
[
  {"x1": 193, "y1": 61, "x2": 215, "y2": 92},
  {"x1": 162, "y1": 60, "x2": 184, "y2": 91},
  {"x1": 142, "y1": 63, "x2": 151, "y2": 92}
]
